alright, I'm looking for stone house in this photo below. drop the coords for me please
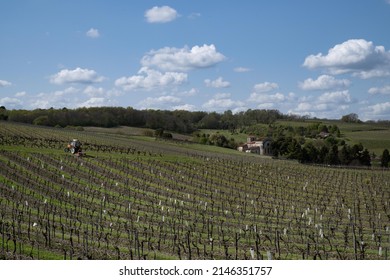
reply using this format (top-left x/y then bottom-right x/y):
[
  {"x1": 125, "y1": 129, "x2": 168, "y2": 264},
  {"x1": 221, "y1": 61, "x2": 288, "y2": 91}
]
[{"x1": 237, "y1": 136, "x2": 272, "y2": 155}]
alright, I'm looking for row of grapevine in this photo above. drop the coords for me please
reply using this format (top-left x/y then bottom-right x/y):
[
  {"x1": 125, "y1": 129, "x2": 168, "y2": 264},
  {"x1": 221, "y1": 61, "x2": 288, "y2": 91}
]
[{"x1": 0, "y1": 121, "x2": 389, "y2": 259}]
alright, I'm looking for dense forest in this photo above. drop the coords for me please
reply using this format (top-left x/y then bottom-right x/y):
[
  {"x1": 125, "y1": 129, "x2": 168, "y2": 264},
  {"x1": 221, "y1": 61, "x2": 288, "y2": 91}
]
[
  {"x1": 0, "y1": 106, "x2": 287, "y2": 132},
  {"x1": 3, "y1": 106, "x2": 386, "y2": 131}
]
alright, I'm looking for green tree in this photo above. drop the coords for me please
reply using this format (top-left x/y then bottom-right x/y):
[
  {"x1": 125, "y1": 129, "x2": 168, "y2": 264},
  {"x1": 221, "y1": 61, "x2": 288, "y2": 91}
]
[
  {"x1": 339, "y1": 145, "x2": 352, "y2": 165},
  {"x1": 304, "y1": 142, "x2": 319, "y2": 163},
  {"x1": 209, "y1": 133, "x2": 228, "y2": 147},
  {"x1": 381, "y1": 149, "x2": 390, "y2": 168},
  {"x1": 341, "y1": 113, "x2": 360, "y2": 123},
  {"x1": 352, "y1": 143, "x2": 364, "y2": 159},
  {"x1": 33, "y1": 115, "x2": 49, "y2": 126},
  {"x1": 286, "y1": 138, "x2": 301, "y2": 159},
  {"x1": 318, "y1": 146, "x2": 329, "y2": 163},
  {"x1": 329, "y1": 124, "x2": 341, "y2": 137},
  {"x1": 0, "y1": 106, "x2": 8, "y2": 120},
  {"x1": 221, "y1": 110, "x2": 237, "y2": 133},
  {"x1": 325, "y1": 145, "x2": 339, "y2": 165},
  {"x1": 198, "y1": 112, "x2": 220, "y2": 129},
  {"x1": 360, "y1": 149, "x2": 371, "y2": 166},
  {"x1": 299, "y1": 147, "x2": 311, "y2": 163}
]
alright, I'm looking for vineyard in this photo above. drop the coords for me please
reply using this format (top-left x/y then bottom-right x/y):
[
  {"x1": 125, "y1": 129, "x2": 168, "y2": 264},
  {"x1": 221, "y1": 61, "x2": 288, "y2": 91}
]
[{"x1": 0, "y1": 121, "x2": 389, "y2": 260}]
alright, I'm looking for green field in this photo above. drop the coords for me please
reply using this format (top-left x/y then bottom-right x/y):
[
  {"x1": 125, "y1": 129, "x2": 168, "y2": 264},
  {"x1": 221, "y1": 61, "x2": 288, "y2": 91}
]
[
  {"x1": 200, "y1": 120, "x2": 390, "y2": 157},
  {"x1": 0, "y1": 121, "x2": 389, "y2": 260},
  {"x1": 276, "y1": 120, "x2": 390, "y2": 155}
]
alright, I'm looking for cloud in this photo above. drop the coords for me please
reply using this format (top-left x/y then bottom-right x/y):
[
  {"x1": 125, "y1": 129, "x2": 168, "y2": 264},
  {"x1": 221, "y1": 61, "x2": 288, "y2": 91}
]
[
  {"x1": 176, "y1": 88, "x2": 198, "y2": 97},
  {"x1": 303, "y1": 39, "x2": 390, "y2": 78},
  {"x1": 248, "y1": 83, "x2": 295, "y2": 110},
  {"x1": 0, "y1": 97, "x2": 22, "y2": 108},
  {"x1": 83, "y1": 86, "x2": 105, "y2": 96},
  {"x1": 295, "y1": 102, "x2": 332, "y2": 113},
  {"x1": 145, "y1": 6, "x2": 178, "y2": 23},
  {"x1": 355, "y1": 69, "x2": 390, "y2": 79},
  {"x1": 290, "y1": 103, "x2": 351, "y2": 118},
  {"x1": 115, "y1": 67, "x2": 187, "y2": 91},
  {"x1": 234, "y1": 67, "x2": 251, "y2": 73},
  {"x1": 141, "y1": 44, "x2": 226, "y2": 72},
  {"x1": 214, "y1": 93, "x2": 231, "y2": 99},
  {"x1": 368, "y1": 85, "x2": 390, "y2": 95},
  {"x1": 50, "y1": 68, "x2": 105, "y2": 85},
  {"x1": 15, "y1": 91, "x2": 27, "y2": 97},
  {"x1": 30, "y1": 87, "x2": 80, "y2": 109},
  {"x1": 253, "y1": 82, "x2": 279, "y2": 93},
  {"x1": 202, "y1": 93, "x2": 244, "y2": 111},
  {"x1": 172, "y1": 104, "x2": 196, "y2": 111},
  {"x1": 204, "y1": 77, "x2": 230, "y2": 88},
  {"x1": 299, "y1": 75, "x2": 351, "y2": 91},
  {"x1": 0, "y1": 80, "x2": 12, "y2": 87},
  {"x1": 249, "y1": 92, "x2": 293, "y2": 104},
  {"x1": 86, "y1": 28, "x2": 100, "y2": 38},
  {"x1": 366, "y1": 102, "x2": 390, "y2": 116},
  {"x1": 317, "y1": 90, "x2": 352, "y2": 104},
  {"x1": 79, "y1": 97, "x2": 115, "y2": 107},
  {"x1": 291, "y1": 90, "x2": 352, "y2": 117},
  {"x1": 188, "y1": 12, "x2": 201, "y2": 20},
  {"x1": 138, "y1": 95, "x2": 181, "y2": 109},
  {"x1": 27, "y1": 86, "x2": 119, "y2": 109}
]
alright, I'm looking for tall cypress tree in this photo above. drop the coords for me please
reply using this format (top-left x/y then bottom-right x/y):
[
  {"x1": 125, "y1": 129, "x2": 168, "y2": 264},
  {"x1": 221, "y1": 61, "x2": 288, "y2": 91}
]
[
  {"x1": 360, "y1": 149, "x2": 371, "y2": 166},
  {"x1": 381, "y1": 149, "x2": 390, "y2": 168}
]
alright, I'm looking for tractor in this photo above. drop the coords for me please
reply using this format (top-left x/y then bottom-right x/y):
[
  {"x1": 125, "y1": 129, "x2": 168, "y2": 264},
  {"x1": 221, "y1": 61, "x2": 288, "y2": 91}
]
[{"x1": 64, "y1": 139, "x2": 83, "y2": 156}]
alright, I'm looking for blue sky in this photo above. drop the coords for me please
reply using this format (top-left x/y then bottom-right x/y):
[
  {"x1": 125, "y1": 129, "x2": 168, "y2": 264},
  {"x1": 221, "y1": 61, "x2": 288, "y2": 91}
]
[{"x1": 1, "y1": 0, "x2": 390, "y2": 120}]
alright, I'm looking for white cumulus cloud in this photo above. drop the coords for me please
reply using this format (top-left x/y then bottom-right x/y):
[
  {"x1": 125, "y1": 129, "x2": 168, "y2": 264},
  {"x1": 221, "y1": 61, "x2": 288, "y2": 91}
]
[
  {"x1": 176, "y1": 88, "x2": 198, "y2": 97},
  {"x1": 141, "y1": 44, "x2": 226, "y2": 72},
  {"x1": 15, "y1": 91, "x2": 27, "y2": 97},
  {"x1": 84, "y1": 86, "x2": 105, "y2": 96},
  {"x1": 202, "y1": 93, "x2": 244, "y2": 111},
  {"x1": 115, "y1": 67, "x2": 187, "y2": 91},
  {"x1": 172, "y1": 104, "x2": 196, "y2": 111},
  {"x1": 79, "y1": 97, "x2": 114, "y2": 107},
  {"x1": 0, "y1": 97, "x2": 22, "y2": 108},
  {"x1": 145, "y1": 6, "x2": 178, "y2": 23},
  {"x1": 50, "y1": 68, "x2": 104, "y2": 85},
  {"x1": 31, "y1": 87, "x2": 80, "y2": 109},
  {"x1": 366, "y1": 102, "x2": 390, "y2": 116},
  {"x1": 249, "y1": 92, "x2": 291, "y2": 104},
  {"x1": 0, "y1": 80, "x2": 12, "y2": 87},
  {"x1": 317, "y1": 90, "x2": 352, "y2": 104},
  {"x1": 303, "y1": 39, "x2": 390, "y2": 78},
  {"x1": 86, "y1": 28, "x2": 100, "y2": 38},
  {"x1": 299, "y1": 75, "x2": 350, "y2": 91},
  {"x1": 291, "y1": 90, "x2": 353, "y2": 118},
  {"x1": 368, "y1": 85, "x2": 390, "y2": 95},
  {"x1": 204, "y1": 77, "x2": 230, "y2": 88},
  {"x1": 253, "y1": 82, "x2": 279, "y2": 93},
  {"x1": 27, "y1": 87, "x2": 118, "y2": 109},
  {"x1": 138, "y1": 95, "x2": 181, "y2": 109}
]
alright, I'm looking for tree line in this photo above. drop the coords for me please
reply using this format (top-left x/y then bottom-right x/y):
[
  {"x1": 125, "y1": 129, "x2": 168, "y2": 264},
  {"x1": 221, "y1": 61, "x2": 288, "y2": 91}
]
[
  {"x1": 0, "y1": 106, "x2": 287, "y2": 133},
  {"x1": 1, "y1": 106, "x2": 389, "y2": 132}
]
